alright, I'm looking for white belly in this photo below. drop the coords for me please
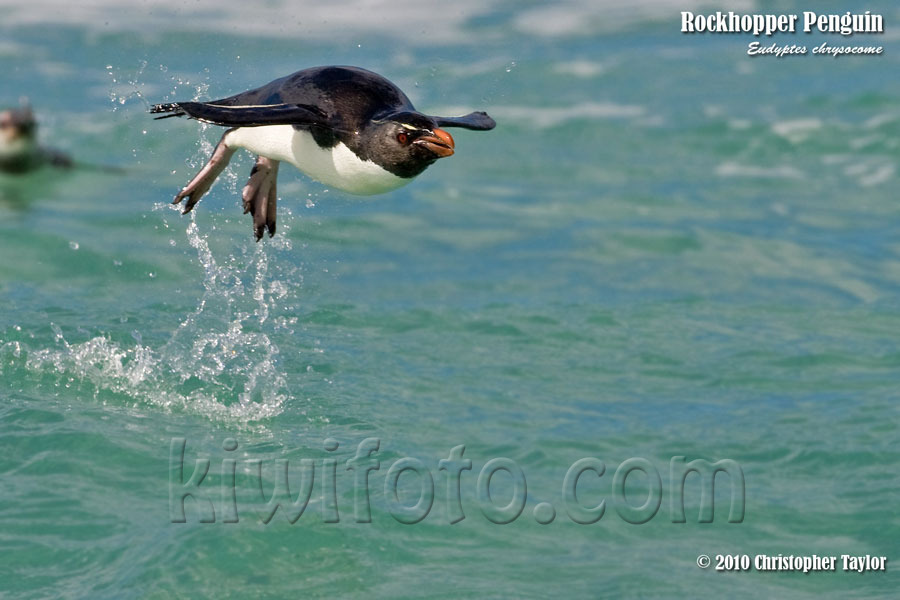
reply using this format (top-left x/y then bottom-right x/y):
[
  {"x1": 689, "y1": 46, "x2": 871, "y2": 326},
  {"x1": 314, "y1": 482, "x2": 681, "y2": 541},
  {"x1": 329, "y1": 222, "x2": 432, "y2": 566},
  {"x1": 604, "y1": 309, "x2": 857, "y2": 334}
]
[{"x1": 225, "y1": 125, "x2": 410, "y2": 196}]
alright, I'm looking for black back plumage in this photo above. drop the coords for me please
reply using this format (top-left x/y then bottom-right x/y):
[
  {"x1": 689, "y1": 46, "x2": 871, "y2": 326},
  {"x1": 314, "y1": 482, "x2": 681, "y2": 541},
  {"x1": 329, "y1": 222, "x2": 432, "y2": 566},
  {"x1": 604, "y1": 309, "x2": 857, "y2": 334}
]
[
  {"x1": 217, "y1": 66, "x2": 414, "y2": 122},
  {"x1": 150, "y1": 65, "x2": 495, "y2": 153}
]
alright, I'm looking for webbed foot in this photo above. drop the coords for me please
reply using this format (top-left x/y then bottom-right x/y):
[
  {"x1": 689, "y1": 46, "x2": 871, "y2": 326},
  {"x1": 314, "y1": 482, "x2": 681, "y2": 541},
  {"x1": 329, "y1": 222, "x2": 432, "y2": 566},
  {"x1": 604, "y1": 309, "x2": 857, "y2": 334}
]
[
  {"x1": 172, "y1": 132, "x2": 237, "y2": 214},
  {"x1": 242, "y1": 156, "x2": 279, "y2": 241}
]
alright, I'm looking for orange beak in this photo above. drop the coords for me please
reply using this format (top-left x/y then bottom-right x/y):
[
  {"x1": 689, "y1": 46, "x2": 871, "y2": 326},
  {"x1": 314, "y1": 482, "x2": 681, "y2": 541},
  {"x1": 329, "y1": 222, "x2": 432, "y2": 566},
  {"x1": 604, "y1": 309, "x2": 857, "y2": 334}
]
[{"x1": 415, "y1": 127, "x2": 455, "y2": 158}]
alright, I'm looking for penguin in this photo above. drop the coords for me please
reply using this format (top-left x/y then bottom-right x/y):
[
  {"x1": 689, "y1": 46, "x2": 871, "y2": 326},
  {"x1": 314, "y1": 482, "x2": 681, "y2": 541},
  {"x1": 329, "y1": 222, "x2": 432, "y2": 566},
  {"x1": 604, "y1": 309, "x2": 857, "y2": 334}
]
[
  {"x1": 0, "y1": 102, "x2": 73, "y2": 174},
  {"x1": 151, "y1": 65, "x2": 496, "y2": 240}
]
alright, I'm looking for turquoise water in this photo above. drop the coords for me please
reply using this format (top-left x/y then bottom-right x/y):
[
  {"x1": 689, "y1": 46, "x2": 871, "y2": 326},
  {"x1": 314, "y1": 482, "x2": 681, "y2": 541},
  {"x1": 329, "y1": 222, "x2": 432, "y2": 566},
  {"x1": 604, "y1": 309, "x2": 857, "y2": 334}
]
[{"x1": 2, "y1": 1, "x2": 899, "y2": 597}]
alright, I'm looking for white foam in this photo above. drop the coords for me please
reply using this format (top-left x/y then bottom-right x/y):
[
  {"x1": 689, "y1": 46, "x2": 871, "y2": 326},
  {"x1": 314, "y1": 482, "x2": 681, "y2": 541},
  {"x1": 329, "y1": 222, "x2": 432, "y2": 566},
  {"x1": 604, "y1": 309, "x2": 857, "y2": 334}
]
[
  {"x1": 771, "y1": 118, "x2": 822, "y2": 142},
  {"x1": 856, "y1": 164, "x2": 894, "y2": 187},
  {"x1": 514, "y1": 0, "x2": 757, "y2": 37},
  {"x1": 863, "y1": 112, "x2": 900, "y2": 130},
  {"x1": 715, "y1": 161, "x2": 803, "y2": 179},
  {"x1": 3, "y1": 0, "x2": 497, "y2": 43},
  {"x1": 23, "y1": 217, "x2": 300, "y2": 423},
  {"x1": 490, "y1": 102, "x2": 646, "y2": 129},
  {"x1": 4, "y1": 0, "x2": 762, "y2": 42},
  {"x1": 553, "y1": 60, "x2": 607, "y2": 79}
]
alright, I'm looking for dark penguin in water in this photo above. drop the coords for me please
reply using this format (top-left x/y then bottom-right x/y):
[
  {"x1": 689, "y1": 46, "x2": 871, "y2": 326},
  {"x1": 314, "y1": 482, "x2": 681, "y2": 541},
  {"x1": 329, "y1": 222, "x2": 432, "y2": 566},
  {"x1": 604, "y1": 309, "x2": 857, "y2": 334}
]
[
  {"x1": 151, "y1": 65, "x2": 495, "y2": 240},
  {"x1": 0, "y1": 103, "x2": 72, "y2": 173}
]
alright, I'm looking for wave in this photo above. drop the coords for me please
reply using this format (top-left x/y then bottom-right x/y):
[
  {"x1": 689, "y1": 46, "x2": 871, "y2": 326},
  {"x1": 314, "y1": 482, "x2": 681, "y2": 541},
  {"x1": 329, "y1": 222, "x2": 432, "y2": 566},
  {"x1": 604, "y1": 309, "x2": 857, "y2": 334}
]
[
  {"x1": 513, "y1": 0, "x2": 757, "y2": 37},
  {"x1": 715, "y1": 161, "x2": 804, "y2": 179},
  {"x1": 489, "y1": 102, "x2": 647, "y2": 129},
  {"x1": 6, "y1": 0, "x2": 758, "y2": 41},
  {"x1": 2, "y1": 0, "x2": 494, "y2": 43}
]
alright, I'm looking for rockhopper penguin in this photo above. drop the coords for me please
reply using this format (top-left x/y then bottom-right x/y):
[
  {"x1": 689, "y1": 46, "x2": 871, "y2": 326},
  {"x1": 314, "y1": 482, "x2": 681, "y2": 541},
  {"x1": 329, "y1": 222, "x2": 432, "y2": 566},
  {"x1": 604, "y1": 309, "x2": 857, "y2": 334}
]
[
  {"x1": 151, "y1": 65, "x2": 496, "y2": 240},
  {"x1": 0, "y1": 103, "x2": 73, "y2": 174}
]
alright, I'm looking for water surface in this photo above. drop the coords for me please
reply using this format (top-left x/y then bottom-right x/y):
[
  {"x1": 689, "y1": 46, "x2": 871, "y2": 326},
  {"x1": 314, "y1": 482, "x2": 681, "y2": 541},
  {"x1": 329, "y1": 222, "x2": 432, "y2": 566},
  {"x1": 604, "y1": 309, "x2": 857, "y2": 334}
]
[{"x1": 1, "y1": 1, "x2": 898, "y2": 597}]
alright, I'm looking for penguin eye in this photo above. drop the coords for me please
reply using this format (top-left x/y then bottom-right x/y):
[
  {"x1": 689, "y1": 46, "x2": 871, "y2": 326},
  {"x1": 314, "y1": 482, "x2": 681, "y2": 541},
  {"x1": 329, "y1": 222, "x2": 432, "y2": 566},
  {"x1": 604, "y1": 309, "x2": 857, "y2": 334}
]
[{"x1": 396, "y1": 132, "x2": 409, "y2": 145}]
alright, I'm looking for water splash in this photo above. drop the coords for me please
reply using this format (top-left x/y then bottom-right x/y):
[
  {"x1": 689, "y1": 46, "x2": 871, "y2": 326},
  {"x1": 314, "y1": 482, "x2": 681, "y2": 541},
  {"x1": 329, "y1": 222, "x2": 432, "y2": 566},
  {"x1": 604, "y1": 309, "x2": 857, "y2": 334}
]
[
  {"x1": 21, "y1": 215, "x2": 299, "y2": 423},
  {"x1": 106, "y1": 60, "x2": 151, "y2": 107},
  {"x1": 13, "y1": 68, "x2": 303, "y2": 422}
]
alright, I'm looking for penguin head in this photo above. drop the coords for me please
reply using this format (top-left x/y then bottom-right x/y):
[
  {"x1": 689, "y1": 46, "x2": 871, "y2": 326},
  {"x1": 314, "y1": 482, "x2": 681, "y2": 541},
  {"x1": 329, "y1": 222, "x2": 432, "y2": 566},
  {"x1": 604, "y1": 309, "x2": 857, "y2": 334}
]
[
  {"x1": 362, "y1": 111, "x2": 455, "y2": 179},
  {"x1": 0, "y1": 105, "x2": 37, "y2": 146}
]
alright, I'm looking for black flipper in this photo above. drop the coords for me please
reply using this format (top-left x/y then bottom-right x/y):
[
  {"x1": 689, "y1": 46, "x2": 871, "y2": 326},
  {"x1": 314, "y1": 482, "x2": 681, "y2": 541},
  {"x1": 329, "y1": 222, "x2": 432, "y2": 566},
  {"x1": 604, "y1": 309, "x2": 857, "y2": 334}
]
[
  {"x1": 433, "y1": 111, "x2": 496, "y2": 131},
  {"x1": 150, "y1": 102, "x2": 332, "y2": 128}
]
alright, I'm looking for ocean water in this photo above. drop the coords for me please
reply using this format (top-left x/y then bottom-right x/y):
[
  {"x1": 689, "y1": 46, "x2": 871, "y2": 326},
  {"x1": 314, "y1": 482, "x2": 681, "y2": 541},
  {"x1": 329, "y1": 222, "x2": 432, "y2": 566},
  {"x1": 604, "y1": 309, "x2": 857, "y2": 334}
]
[{"x1": 1, "y1": 0, "x2": 899, "y2": 597}]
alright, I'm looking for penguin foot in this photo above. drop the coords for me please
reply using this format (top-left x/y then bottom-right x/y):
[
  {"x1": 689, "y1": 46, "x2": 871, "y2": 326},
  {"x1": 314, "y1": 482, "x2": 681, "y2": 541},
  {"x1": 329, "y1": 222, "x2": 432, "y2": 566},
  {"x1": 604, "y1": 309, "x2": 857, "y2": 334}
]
[
  {"x1": 242, "y1": 156, "x2": 279, "y2": 241},
  {"x1": 172, "y1": 133, "x2": 236, "y2": 214}
]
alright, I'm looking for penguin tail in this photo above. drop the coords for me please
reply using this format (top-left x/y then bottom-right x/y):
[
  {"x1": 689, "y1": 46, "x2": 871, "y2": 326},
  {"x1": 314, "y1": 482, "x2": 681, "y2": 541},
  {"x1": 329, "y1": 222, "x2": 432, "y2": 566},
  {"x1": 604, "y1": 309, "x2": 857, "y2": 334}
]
[{"x1": 150, "y1": 103, "x2": 187, "y2": 120}]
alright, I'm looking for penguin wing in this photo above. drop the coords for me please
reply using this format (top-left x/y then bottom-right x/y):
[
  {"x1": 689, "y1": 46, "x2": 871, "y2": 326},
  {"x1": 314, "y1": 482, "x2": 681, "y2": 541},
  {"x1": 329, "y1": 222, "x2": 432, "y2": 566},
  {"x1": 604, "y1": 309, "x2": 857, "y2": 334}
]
[
  {"x1": 150, "y1": 101, "x2": 333, "y2": 128},
  {"x1": 432, "y1": 111, "x2": 496, "y2": 131}
]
